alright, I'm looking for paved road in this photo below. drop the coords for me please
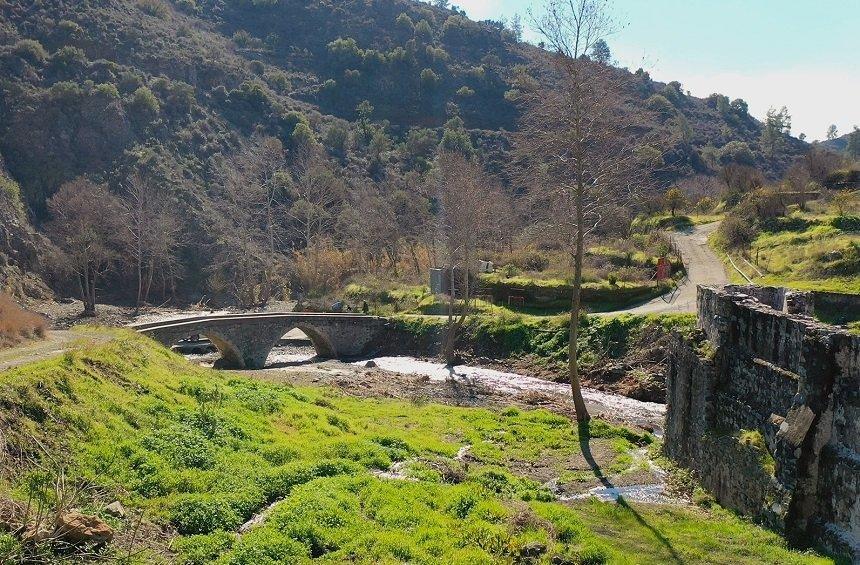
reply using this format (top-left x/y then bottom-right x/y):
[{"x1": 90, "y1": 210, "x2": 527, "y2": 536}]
[{"x1": 608, "y1": 222, "x2": 729, "y2": 315}]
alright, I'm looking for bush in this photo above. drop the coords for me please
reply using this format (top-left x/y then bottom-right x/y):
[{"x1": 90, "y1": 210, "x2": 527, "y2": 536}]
[
  {"x1": 718, "y1": 141, "x2": 755, "y2": 165},
  {"x1": 505, "y1": 249, "x2": 550, "y2": 272},
  {"x1": 831, "y1": 215, "x2": 860, "y2": 232},
  {"x1": 0, "y1": 177, "x2": 24, "y2": 216},
  {"x1": 128, "y1": 86, "x2": 161, "y2": 124},
  {"x1": 225, "y1": 529, "x2": 307, "y2": 563},
  {"x1": 51, "y1": 46, "x2": 87, "y2": 70},
  {"x1": 258, "y1": 459, "x2": 361, "y2": 500},
  {"x1": 171, "y1": 495, "x2": 243, "y2": 534},
  {"x1": 645, "y1": 94, "x2": 674, "y2": 116},
  {"x1": 824, "y1": 169, "x2": 860, "y2": 191},
  {"x1": 0, "y1": 294, "x2": 47, "y2": 348},
  {"x1": 13, "y1": 39, "x2": 48, "y2": 64},
  {"x1": 718, "y1": 216, "x2": 757, "y2": 249},
  {"x1": 176, "y1": 0, "x2": 198, "y2": 14},
  {"x1": 420, "y1": 68, "x2": 439, "y2": 88},
  {"x1": 136, "y1": 0, "x2": 169, "y2": 18}
]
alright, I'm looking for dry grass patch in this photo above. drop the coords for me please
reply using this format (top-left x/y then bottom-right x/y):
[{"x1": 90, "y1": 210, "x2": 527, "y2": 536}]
[{"x1": 0, "y1": 294, "x2": 47, "y2": 349}]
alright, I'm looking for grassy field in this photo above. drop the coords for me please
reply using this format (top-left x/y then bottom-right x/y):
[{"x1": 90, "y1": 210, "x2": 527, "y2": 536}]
[
  {"x1": 0, "y1": 330, "x2": 838, "y2": 563},
  {"x1": 711, "y1": 213, "x2": 860, "y2": 294}
]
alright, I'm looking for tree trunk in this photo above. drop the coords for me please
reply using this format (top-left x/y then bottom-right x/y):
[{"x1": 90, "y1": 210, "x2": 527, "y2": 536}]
[
  {"x1": 83, "y1": 265, "x2": 97, "y2": 317},
  {"x1": 409, "y1": 242, "x2": 422, "y2": 277},
  {"x1": 568, "y1": 193, "x2": 590, "y2": 422},
  {"x1": 443, "y1": 266, "x2": 457, "y2": 365}
]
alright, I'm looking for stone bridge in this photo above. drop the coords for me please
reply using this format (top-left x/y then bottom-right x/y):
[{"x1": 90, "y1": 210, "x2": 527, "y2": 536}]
[{"x1": 131, "y1": 313, "x2": 389, "y2": 369}]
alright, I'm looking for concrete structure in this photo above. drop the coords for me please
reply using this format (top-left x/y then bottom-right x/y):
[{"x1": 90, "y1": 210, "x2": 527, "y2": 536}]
[
  {"x1": 666, "y1": 285, "x2": 859, "y2": 560},
  {"x1": 131, "y1": 313, "x2": 389, "y2": 369}
]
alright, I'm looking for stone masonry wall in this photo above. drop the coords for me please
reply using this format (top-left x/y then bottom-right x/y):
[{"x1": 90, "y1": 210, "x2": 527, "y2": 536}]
[{"x1": 666, "y1": 285, "x2": 859, "y2": 560}]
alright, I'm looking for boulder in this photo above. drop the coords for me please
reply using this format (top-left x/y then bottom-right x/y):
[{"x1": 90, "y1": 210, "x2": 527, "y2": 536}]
[
  {"x1": 53, "y1": 511, "x2": 114, "y2": 545},
  {"x1": 104, "y1": 501, "x2": 126, "y2": 518}
]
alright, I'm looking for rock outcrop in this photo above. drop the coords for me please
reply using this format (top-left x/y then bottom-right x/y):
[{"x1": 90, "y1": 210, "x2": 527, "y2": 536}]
[{"x1": 0, "y1": 156, "x2": 51, "y2": 300}]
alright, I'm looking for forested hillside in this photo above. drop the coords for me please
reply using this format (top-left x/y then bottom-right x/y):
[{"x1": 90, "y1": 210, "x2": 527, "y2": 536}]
[{"x1": 0, "y1": 0, "x2": 809, "y2": 305}]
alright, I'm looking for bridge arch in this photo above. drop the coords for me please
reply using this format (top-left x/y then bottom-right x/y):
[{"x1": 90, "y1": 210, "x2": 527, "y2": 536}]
[{"x1": 291, "y1": 324, "x2": 337, "y2": 359}]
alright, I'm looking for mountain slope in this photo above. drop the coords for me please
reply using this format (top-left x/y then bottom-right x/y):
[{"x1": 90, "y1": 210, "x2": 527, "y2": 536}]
[{"x1": 0, "y1": 0, "x2": 809, "y2": 302}]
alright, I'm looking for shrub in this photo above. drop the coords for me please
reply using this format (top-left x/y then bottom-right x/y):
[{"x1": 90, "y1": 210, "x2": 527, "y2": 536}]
[
  {"x1": 291, "y1": 241, "x2": 355, "y2": 297},
  {"x1": 265, "y1": 70, "x2": 291, "y2": 92},
  {"x1": 137, "y1": 0, "x2": 169, "y2": 18},
  {"x1": 225, "y1": 529, "x2": 306, "y2": 563},
  {"x1": 645, "y1": 94, "x2": 674, "y2": 116},
  {"x1": 420, "y1": 68, "x2": 439, "y2": 88},
  {"x1": 13, "y1": 39, "x2": 48, "y2": 64},
  {"x1": 247, "y1": 60, "x2": 265, "y2": 75},
  {"x1": 51, "y1": 46, "x2": 87, "y2": 70},
  {"x1": 258, "y1": 459, "x2": 361, "y2": 500},
  {"x1": 57, "y1": 19, "x2": 85, "y2": 40},
  {"x1": 395, "y1": 12, "x2": 414, "y2": 32},
  {"x1": 128, "y1": 86, "x2": 161, "y2": 123},
  {"x1": 718, "y1": 216, "x2": 757, "y2": 249},
  {"x1": 93, "y1": 82, "x2": 120, "y2": 98},
  {"x1": 0, "y1": 177, "x2": 24, "y2": 216},
  {"x1": 831, "y1": 215, "x2": 860, "y2": 231},
  {"x1": 0, "y1": 294, "x2": 47, "y2": 348},
  {"x1": 824, "y1": 169, "x2": 860, "y2": 191},
  {"x1": 415, "y1": 19, "x2": 434, "y2": 40},
  {"x1": 176, "y1": 0, "x2": 198, "y2": 14},
  {"x1": 505, "y1": 249, "x2": 550, "y2": 272},
  {"x1": 718, "y1": 141, "x2": 755, "y2": 165},
  {"x1": 171, "y1": 495, "x2": 243, "y2": 534}
]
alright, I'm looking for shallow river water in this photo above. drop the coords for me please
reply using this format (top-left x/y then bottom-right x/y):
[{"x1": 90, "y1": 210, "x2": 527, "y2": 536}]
[{"x1": 351, "y1": 356, "x2": 666, "y2": 434}]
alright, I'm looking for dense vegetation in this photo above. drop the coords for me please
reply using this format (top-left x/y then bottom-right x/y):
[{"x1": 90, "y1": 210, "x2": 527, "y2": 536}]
[
  {"x1": 0, "y1": 0, "x2": 814, "y2": 309},
  {"x1": 711, "y1": 191, "x2": 859, "y2": 293},
  {"x1": 0, "y1": 331, "x2": 835, "y2": 563}
]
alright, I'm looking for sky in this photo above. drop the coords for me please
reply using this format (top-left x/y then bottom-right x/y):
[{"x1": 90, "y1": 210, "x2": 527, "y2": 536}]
[{"x1": 449, "y1": 0, "x2": 859, "y2": 141}]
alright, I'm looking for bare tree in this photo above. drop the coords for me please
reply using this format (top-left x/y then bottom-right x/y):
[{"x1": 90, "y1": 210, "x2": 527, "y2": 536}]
[
  {"x1": 433, "y1": 152, "x2": 502, "y2": 364},
  {"x1": 515, "y1": 0, "x2": 654, "y2": 421},
  {"x1": 285, "y1": 148, "x2": 346, "y2": 250},
  {"x1": 121, "y1": 174, "x2": 182, "y2": 310},
  {"x1": 203, "y1": 137, "x2": 289, "y2": 307},
  {"x1": 46, "y1": 178, "x2": 123, "y2": 316}
]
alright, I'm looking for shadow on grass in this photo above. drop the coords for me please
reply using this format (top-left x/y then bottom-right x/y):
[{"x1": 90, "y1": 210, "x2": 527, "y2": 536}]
[{"x1": 577, "y1": 421, "x2": 685, "y2": 564}]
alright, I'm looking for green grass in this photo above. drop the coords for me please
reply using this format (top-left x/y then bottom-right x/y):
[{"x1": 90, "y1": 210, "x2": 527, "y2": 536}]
[
  {"x1": 0, "y1": 331, "x2": 835, "y2": 563},
  {"x1": 710, "y1": 211, "x2": 860, "y2": 293},
  {"x1": 393, "y1": 312, "x2": 697, "y2": 368},
  {"x1": 632, "y1": 214, "x2": 723, "y2": 233}
]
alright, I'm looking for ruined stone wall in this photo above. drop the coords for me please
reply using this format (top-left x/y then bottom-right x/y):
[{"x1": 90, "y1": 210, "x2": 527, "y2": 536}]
[{"x1": 667, "y1": 286, "x2": 859, "y2": 560}]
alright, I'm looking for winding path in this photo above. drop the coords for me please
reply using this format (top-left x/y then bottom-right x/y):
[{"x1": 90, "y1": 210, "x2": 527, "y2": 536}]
[{"x1": 608, "y1": 222, "x2": 729, "y2": 315}]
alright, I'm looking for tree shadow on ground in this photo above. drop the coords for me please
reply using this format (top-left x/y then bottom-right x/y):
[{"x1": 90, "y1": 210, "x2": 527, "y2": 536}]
[{"x1": 577, "y1": 421, "x2": 685, "y2": 564}]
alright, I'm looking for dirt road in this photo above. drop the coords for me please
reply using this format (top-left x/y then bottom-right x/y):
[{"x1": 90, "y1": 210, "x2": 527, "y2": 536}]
[
  {"x1": 0, "y1": 330, "x2": 111, "y2": 372},
  {"x1": 609, "y1": 222, "x2": 729, "y2": 315}
]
